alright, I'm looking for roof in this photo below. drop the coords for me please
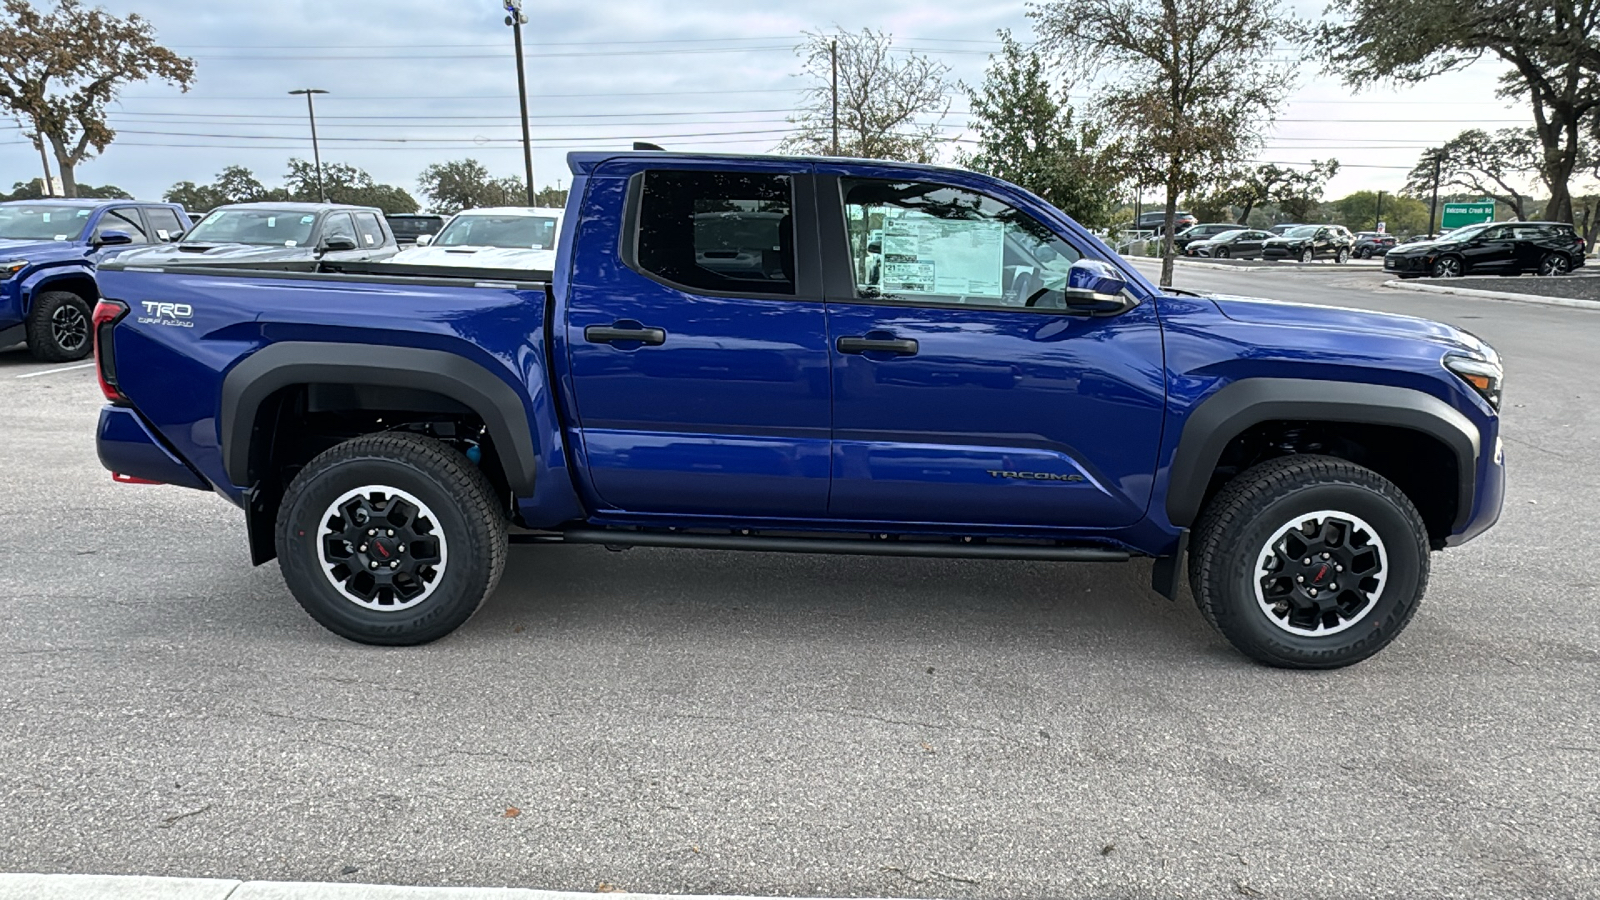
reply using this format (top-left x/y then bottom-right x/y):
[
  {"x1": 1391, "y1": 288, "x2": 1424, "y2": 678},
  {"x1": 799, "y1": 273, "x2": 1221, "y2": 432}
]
[
  {"x1": 0, "y1": 198, "x2": 164, "y2": 207},
  {"x1": 209, "y1": 201, "x2": 381, "y2": 213},
  {"x1": 565, "y1": 150, "x2": 969, "y2": 178},
  {"x1": 448, "y1": 206, "x2": 565, "y2": 217}
]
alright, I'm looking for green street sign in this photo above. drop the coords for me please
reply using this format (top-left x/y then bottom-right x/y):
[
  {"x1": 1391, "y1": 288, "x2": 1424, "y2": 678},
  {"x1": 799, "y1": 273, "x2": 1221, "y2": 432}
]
[{"x1": 1442, "y1": 200, "x2": 1495, "y2": 230}]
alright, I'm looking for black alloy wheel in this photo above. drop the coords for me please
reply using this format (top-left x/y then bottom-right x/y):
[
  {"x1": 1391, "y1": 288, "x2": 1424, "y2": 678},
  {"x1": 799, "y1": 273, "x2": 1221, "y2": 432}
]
[{"x1": 1539, "y1": 253, "x2": 1572, "y2": 276}]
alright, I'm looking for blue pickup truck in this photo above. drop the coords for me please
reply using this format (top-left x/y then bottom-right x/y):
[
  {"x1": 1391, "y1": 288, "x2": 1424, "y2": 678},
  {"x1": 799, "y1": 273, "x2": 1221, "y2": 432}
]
[
  {"x1": 91, "y1": 152, "x2": 1505, "y2": 668},
  {"x1": 0, "y1": 199, "x2": 192, "y2": 360}
]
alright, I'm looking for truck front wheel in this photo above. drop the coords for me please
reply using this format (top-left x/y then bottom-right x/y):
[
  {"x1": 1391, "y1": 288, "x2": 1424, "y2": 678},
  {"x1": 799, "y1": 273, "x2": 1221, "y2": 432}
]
[
  {"x1": 26, "y1": 290, "x2": 94, "y2": 362},
  {"x1": 275, "y1": 432, "x2": 507, "y2": 645},
  {"x1": 1188, "y1": 455, "x2": 1429, "y2": 669}
]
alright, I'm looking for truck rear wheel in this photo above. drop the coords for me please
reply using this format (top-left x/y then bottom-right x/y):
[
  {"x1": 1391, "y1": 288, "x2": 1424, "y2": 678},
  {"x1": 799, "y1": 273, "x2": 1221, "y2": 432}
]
[
  {"x1": 275, "y1": 431, "x2": 506, "y2": 645},
  {"x1": 26, "y1": 290, "x2": 93, "y2": 362},
  {"x1": 1188, "y1": 455, "x2": 1429, "y2": 669}
]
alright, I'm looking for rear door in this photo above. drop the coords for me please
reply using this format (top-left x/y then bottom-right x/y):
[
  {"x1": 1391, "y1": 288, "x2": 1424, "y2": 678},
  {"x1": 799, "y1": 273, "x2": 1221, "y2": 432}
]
[
  {"x1": 817, "y1": 167, "x2": 1166, "y2": 529},
  {"x1": 563, "y1": 159, "x2": 832, "y2": 518}
]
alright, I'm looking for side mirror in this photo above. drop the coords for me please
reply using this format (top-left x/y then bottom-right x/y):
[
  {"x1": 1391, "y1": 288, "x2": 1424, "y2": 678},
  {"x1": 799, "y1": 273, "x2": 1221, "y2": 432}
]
[
  {"x1": 168, "y1": 231, "x2": 185, "y2": 242},
  {"x1": 321, "y1": 236, "x2": 358, "y2": 253},
  {"x1": 1061, "y1": 259, "x2": 1135, "y2": 315},
  {"x1": 866, "y1": 240, "x2": 882, "y2": 254},
  {"x1": 94, "y1": 230, "x2": 133, "y2": 247},
  {"x1": 416, "y1": 234, "x2": 434, "y2": 247}
]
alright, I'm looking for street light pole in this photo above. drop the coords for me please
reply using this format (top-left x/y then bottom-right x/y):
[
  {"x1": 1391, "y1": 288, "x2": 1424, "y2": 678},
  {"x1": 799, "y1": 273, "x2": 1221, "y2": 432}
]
[
  {"x1": 289, "y1": 89, "x2": 329, "y2": 202},
  {"x1": 1428, "y1": 149, "x2": 1444, "y2": 238},
  {"x1": 505, "y1": 0, "x2": 536, "y2": 206},
  {"x1": 1375, "y1": 190, "x2": 1384, "y2": 231}
]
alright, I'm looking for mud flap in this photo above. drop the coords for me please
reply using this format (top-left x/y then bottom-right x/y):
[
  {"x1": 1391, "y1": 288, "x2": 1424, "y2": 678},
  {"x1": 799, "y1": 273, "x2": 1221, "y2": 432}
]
[{"x1": 1150, "y1": 529, "x2": 1189, "y2": 601}]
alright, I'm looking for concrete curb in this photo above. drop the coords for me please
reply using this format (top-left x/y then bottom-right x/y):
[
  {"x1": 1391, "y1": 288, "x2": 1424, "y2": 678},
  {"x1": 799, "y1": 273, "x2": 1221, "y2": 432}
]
[
  {"x1": 0, "y1": 874, "x2": 931, "y2": 900},
  {"x1": 1381, "y1": 279, "x2": 1600, "y2": 311},
  {"x1": 1124, "y1": 257, "x2": 1381, "y2": 274}
]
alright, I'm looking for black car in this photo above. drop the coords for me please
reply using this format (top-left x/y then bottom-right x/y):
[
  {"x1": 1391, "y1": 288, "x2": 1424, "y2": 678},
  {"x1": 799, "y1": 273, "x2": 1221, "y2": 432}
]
[
  {"x1": 1352, "y1": 231, "x2": 1399, "y2": 258},
  {"x1": 1262, "y1": 224, "x2": 1357, "y2": 263},
  {"x1": 1135, "y1": 210, "x2": 1198, "y2": 235},
  {"x1": 1384, "y1": 221, "x2": 1588, "y2": 278},
  {"x1": 117, "y1": 202, "x2": 400, "y2": 265},
  {"x1": 1172, "y1": 223, "x2": 1241, "y2": 251},
  {"x1": 386, "y1": 213, "x2": 448, "y2": 246},
  {"x1": 1185, "y1": 228, "x2": 1275, "y2": 259}
]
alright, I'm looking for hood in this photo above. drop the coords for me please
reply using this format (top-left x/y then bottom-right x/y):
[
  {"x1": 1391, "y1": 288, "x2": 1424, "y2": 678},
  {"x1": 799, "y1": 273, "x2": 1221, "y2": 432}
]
[
  {"x1": 1263, "y1": 236, "x2": 1309, "y2": 245},
  {"x1": 389, "y1": 244, "x2": 556, "y2": 271},
  {"x1": 1386, "y1": 239, "x2": 1452, "y2": 255},
  {"x1": 0, "y1": 238, "x2": 84, "y2": 261},
  {"x1": 121, "y1": 242, "x2": 320, "y2": 265},
  {"x1": 1207, "y1": 293, "x2": 1488, "y2": 355}
]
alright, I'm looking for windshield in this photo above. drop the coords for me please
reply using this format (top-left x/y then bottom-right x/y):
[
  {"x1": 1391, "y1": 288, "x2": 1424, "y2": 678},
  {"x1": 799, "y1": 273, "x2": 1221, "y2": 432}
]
[
  {"x1": 1284, "y1": 226, "x2": 1319, "y2": 238},
  {"x1": 1439, "y1": 223, "x2": 1492, "y2": 243},
  {"x1": 185, "y1": 209, "x2": 318, "y2": 246},
  {"x1": 0, "y1": 205, "x2": 92, "y2": 241},
  {"x1": 1210, "y1": 230, "x2": 1247, "y2": 242},
  {"x1": 389, "y1": 217, "x2": 444, "y2": 237},
  {"x1": 434, "y1": 214, "x2": 559, "y2": 249}
]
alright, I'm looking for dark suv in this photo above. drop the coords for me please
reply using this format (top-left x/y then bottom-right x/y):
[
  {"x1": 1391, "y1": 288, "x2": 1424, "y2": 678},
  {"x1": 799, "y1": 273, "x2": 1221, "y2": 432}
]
[
  {"x1": 386, "y1": 213, "x2": 447, "y2": 246},
  {"x1": 1135, "y1": 210, "x2": 1198, "y2": 235},
  {"x1": 1385, "y1": 221, "x2": 1587, "y2": 278},
  {"x1": 1263, "y1": 224, "x2": 1357, "y2": 263}
]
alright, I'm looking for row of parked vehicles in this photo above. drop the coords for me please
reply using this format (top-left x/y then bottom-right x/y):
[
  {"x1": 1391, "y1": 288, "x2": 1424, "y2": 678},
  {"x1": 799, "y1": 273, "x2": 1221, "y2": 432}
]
[
  {"x1": 0, "y1": 198, "x2": 563, "y2": 361},
  {"x1": 1167, "y1": 217, "x2": 1587, "y2": 276}
]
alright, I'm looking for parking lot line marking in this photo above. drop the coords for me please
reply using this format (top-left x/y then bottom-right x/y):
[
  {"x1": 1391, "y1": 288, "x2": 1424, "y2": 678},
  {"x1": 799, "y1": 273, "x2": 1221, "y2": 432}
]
[{"x1": 16, "y1": 362, "x2": 95, "y2": 379}]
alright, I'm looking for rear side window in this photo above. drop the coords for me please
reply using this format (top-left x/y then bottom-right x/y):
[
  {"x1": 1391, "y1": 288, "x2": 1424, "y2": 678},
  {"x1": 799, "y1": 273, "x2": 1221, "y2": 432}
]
[
  {"x1": 354, "y1": 212, "x2": 386, "y2": 248},
  {"x1": 634, "y1": 170, "x2": 795, "y2": 296},
  {"x1": 95, "y1": 208, "x2": 150, "y2": 244},
  {"x1": 145, "y1": 207, "x2": 185, "y2": 242}
]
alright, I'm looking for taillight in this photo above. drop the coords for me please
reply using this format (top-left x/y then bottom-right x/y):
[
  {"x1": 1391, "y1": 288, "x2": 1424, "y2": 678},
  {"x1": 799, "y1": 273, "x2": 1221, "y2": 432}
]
[{"x1": 93, "y1": 300, "x2": 129, "y2": 403}]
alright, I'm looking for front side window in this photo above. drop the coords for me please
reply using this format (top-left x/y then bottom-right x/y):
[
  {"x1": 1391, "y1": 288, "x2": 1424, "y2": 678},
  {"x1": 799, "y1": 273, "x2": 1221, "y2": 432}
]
[
  {"x1": 185, "y1": 209, "x2": 318, "y2": 246},
  {"x1": 0, "y1": 204, "x2": 92, "y2": 240},
  {"x1": 841, "y1": 178, "x2": 1081, "y2": 310},
  {"x1": 95, "y1": 208, "x2": 150, "y2": 244},
  {"x1": 321, "y1": 213, "x2": 358, "y2": 246},
  {"x1": 634, "y1": 170, "x2": 794, "y2": 296}
]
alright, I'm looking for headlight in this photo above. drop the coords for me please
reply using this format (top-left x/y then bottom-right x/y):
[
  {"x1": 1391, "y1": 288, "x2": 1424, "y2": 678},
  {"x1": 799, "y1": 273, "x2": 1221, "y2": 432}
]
[
  {"x1": 1445, "y1": 352, "x2": 1503, "y2": 410},
  {"x1": 2, "y1": 260, "x2": 27, "y2": 280}
]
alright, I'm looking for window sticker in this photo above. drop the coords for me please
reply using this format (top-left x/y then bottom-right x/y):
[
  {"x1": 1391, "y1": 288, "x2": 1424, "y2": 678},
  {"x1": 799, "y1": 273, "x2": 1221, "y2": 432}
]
[
  {"x1": 881, "y1": 216, "x2": 1004, "y2": 298},
  {"x1": 41, "y1": 212, "x2": 51, "y2": 223},
  {"x1": 301, "y1": 215, "x2": 315, "y2": 224},
  {"x1": 77, "y1": 209, "x2": 91, "y2": 217},
  {"x1": 267, "y1": 217, "x2": 277, "y2": 227},
  {"x1": 285, "y1": 240, "x2": 297, "y2": 247},
  {"x1": 156, "y1": 229, "x2": 170, "y2": 241},
  {"x1": 54, "y1": 234, "x2": 68, "y2": 241}
]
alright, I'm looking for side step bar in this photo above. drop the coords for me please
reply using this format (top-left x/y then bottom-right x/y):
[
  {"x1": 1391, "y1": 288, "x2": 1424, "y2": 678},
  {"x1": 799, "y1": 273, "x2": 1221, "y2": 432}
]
[{"x1": 510, "y1": 528, "x2": 1130, "y2": 562}]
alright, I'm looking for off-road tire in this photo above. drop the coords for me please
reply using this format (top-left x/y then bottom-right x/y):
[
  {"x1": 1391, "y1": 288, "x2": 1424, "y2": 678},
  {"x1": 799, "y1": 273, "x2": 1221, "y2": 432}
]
[
  {"x1": 1188, "y1": 455, "x2": 1429, "y2": 669},
  {"x1": 26, "y1": 290, "x2": 93, "y2": 362},
  {"x1": 276, "y1": 431, "x2": 507, "y2": 645}
]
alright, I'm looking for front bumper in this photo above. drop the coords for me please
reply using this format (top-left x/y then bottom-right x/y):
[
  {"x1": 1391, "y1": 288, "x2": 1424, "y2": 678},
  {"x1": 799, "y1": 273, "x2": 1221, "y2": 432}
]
[
  {"x1": 97, "y1": 405, "x2": 210, "y2": 491},
  {"x1": 1384, "y1": 254, "x2": 1429, "y2": 274}
]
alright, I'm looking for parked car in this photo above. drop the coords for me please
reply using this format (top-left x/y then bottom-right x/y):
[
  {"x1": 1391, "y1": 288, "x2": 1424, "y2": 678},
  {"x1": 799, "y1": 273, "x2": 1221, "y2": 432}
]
[
  {"x1": 389, "y1": 206, "x2": 563, "y2": 270},
  {"x1": 1384, "y1": 221, "x2": 1588, "y2": 278},
  {"x1": 386, "y1": 213, "x2": 448, "y2": 246},
  {"x1": 1185, "y1": 228, "x2": 1275, "y2": 259},
  {"x1": 117, "y1": 202, "x2": 399, "y2": 267},
  {"x1": 1171, "y1": 223, "x2": 1242, "y2": 252},
  {"x1": 1269, "y1": 223, "x2": 1304, "y2": 236},
  {"x1": 92, "y1": 150, "x2": 1505, "y2": 670},
  {"x1": 1262, "y1": 225, "x2": 1357, "y2": 263},
  {"x1": 1135, "y1": 210, "x2": 1198, "y2": 235},
  {"x1": 1352, "y1": 232, "x2": 1399, "y2": 259},
  {"x1": 0, "y1": 198, "x2": 192, "y2": 361}
]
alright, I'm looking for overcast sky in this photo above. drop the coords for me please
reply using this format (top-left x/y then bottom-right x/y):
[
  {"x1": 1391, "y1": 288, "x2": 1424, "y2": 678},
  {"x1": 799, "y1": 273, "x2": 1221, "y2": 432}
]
[{"x1": 0, "y1": 0, "x2": 1552, "y2": 206}]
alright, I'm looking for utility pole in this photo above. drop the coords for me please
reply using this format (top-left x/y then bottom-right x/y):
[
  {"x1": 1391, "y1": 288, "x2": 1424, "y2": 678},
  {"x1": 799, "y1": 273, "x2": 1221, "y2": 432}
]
[
  {"x1": 289, "y1": 89, "x2": 329, "y2": 202},
  {"x1": 830, "y1": 39, "x2": 839, "y2": 156},
  {"x1": 505, "y1": 0, "x2": 536, "y2": 206},
  {"x1": 1375, "y1": 190, "x2": 1384, "y2": 231},
  {"x1": 1428, "y1": 149, "x2": 1444, "y2": 238}
]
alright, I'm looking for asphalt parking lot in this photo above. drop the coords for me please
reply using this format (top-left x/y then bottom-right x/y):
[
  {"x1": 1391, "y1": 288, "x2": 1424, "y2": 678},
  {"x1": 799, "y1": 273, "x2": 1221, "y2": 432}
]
[{"x1": 2, "y1": 266, "x2": 1597, "y2": 900}]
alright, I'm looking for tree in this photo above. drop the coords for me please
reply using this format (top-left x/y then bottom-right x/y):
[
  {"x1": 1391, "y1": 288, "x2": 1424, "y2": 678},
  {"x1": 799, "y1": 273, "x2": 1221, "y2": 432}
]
[
  {"x1": 1314, "y1": 0, "x2": 1600, "y2": 223},
  {"x1": 417, "y1": 158, "x2": 527, "y2": 214},
  {"x1": 1274, "y1": 159, "x2": 1340, "y2": 221},
  {"x1": 163, "y1": 166, "x2": 276, "y2": 213},
  {"x1": 1031, "y1": 0, "x2": 1293, "y2": 286},
  {"x1": 961, "y1": 31, "x2": 1126, "y2": 229},
  {"x1": 780, "y1": 28, "x2": 952, "y2": 163},
  {"x1": 282, "y1": 160, "x2": 418, "y2": 214},
  {"x1": 3, "y1": 177, "x2": 127, "y2": 201},
  {"x1": 1403, "y1": 129, "x2": 1543, "y2": 221},
  {"x1": 1218, "y1": 164, "x2": 1297, "y2": 224},
  {"x1": 1329, "y1": 190, "x2": 1430, "y2": 234},
  {"x1": 0, "y1": 0, "x2": 193, "y2": 197}
]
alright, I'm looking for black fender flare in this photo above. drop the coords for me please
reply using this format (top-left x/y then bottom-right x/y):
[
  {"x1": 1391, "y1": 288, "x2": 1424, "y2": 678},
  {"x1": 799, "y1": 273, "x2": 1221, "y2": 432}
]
[
  {"x1": 1165, "y1": 378, "x2": 1480, "y2": 530},
  {"x1": 220, "y1": 342, "x2": 539, "y2": 494}
]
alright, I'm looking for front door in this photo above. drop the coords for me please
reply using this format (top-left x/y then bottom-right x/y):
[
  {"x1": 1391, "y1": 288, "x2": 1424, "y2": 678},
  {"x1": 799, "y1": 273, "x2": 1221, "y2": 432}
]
[
  {"x1": 564, "y1": 160, "x2": 832, "y2": 518},
  {"x1": 818, "y1": 169, "x2": 1166, "y2": 530},
  {"x1": 1460, "y1": 224, "x2": 1515, "y2": 273}
]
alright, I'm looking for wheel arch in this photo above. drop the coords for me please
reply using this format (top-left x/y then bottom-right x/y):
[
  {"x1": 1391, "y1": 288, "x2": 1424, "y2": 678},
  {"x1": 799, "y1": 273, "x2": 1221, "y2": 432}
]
[
  {"x1": 21, "y1": 267, "x2": 98, "y2": 314},
  {"x1": 221, "y1": 342, "x2": 539, "y2": 495},
  {"x1": 1167, "y1": 378, "x2": 1480, "y2": 541}
]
